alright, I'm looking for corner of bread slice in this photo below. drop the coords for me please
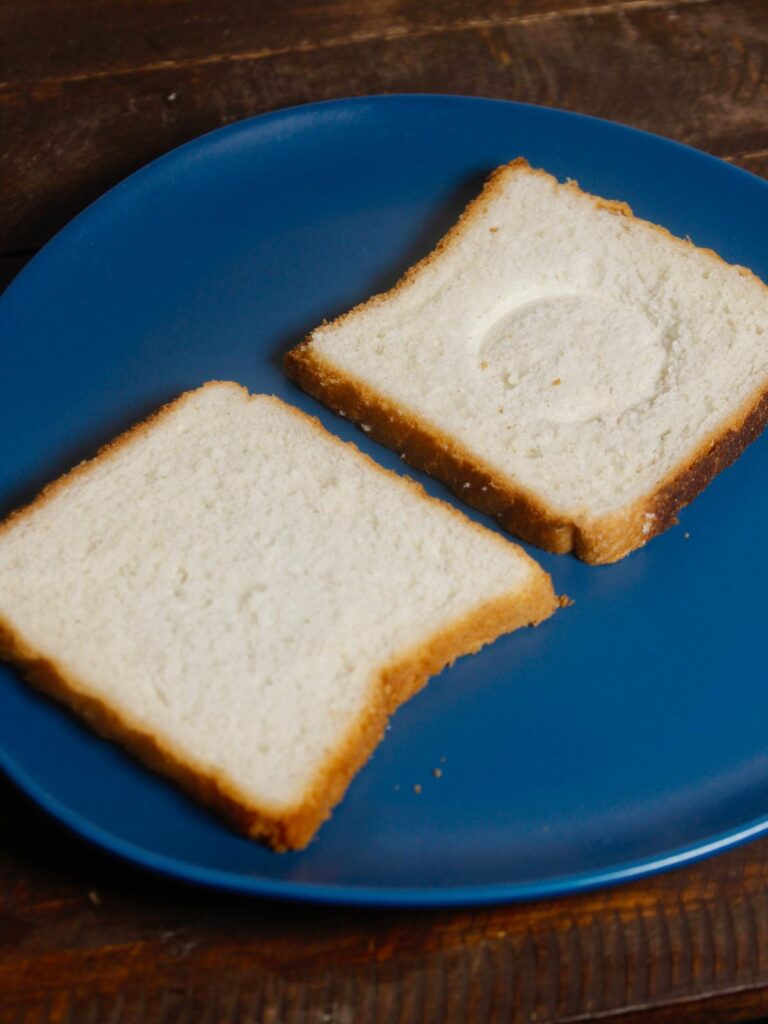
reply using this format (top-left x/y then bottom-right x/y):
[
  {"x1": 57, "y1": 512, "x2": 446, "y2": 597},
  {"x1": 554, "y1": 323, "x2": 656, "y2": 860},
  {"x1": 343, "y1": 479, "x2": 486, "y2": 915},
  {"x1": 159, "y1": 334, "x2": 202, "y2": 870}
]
[
  {"x1": 0, "y1": 606, "x2": 364, "y2": 854},
  {"x1": 575, "y1": 377, "x2": 768, "y2": 564},
  {"x1": 254, "y1": 564, "x2": 558, "y2": 850},
  {"x1": 0, "y1": 609, "x2": 305, "y2": 851}
]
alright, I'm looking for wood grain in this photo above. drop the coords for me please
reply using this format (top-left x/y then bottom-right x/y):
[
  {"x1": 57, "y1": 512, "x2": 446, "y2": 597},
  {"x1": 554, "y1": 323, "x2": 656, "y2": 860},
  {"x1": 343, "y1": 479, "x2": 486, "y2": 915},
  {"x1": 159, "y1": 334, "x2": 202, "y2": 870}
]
[
  {"x1": 2, "y1": 1, "x2": 768, "y2": 1021},
  {"x1": 0, "y1": 0, "x2": 657, "y2": 86},
  {"x1": 1, "y1": 0, "x2": 766, "y2": 251}
]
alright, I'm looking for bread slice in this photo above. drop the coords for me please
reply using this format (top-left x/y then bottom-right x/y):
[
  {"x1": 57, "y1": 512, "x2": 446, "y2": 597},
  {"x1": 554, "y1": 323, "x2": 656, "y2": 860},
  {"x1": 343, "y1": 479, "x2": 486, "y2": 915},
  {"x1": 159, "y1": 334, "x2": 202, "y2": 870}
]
[
  {"x1": 285, "y1": 158, "x2": 768, "y2": 564},
  {"x1": 0, "y1": 382, "x2": 556, "y2": 850}
]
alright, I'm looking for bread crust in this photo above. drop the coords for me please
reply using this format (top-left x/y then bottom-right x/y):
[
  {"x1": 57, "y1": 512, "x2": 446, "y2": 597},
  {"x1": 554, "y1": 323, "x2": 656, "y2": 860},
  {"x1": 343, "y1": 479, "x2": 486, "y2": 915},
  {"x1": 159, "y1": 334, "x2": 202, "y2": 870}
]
[
  {"x1": 285, "y1": 158, "x2": 768, "y2": 564},
  {"x1": 0, "y1": 382, "x2": 557, "y2": 850}
]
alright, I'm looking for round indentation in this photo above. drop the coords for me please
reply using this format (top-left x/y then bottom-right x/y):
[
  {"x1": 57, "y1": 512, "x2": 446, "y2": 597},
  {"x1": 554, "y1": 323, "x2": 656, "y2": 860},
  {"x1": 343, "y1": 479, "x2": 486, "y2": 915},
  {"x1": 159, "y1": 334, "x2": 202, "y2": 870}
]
[{"x1": 478, "y1": 294, "x2": 667, "y2": 424}]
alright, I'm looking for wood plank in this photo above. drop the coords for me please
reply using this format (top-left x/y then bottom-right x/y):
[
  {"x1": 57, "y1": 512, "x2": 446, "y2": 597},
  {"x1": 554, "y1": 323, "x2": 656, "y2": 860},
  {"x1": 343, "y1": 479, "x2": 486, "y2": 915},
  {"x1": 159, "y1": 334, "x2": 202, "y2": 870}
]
[
  {"x1": 731, "y1": 149, "x2": 768, "y2": 179},
  {"x1": 3, "y1": 772, "x2": 768, "y2": 1022},
  {"x1": 0, "y1": 0, "x2": 657, "y2": 86},
  {"x1": 2, "y1": 0, "x2": 767, "y2": 251}
]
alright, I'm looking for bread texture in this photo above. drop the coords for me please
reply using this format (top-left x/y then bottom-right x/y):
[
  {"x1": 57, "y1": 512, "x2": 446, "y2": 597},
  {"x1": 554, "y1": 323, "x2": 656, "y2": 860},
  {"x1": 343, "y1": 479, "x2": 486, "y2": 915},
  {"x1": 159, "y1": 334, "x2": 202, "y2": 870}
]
[
  {"x1": 285, "y1": 159, "x2": 768, "y2": 563},
  {"x1": 0, "y1": 382, "x2": 556, "y2": 850}
]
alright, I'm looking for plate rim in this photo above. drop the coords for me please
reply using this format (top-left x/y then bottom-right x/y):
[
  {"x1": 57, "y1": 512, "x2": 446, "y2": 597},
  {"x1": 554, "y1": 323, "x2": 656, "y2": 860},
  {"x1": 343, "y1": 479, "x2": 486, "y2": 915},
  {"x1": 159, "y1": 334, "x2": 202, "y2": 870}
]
[
  {"x1": 4, "y1": 92, "x2": 767, "y2": 302},
  {"x1": 2, "y1": 92, "x2": 768, "y2": 907},
  {"x1": 4, "y1": 740, "x2": 768, "y2": 907}
]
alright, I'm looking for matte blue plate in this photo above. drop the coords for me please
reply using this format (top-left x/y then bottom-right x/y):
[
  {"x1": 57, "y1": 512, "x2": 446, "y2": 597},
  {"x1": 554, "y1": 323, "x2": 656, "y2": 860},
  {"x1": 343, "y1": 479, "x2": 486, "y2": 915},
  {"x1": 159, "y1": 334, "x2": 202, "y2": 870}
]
[{"x1": 1, "y1": 96, "x2": 767, "y2": 907}]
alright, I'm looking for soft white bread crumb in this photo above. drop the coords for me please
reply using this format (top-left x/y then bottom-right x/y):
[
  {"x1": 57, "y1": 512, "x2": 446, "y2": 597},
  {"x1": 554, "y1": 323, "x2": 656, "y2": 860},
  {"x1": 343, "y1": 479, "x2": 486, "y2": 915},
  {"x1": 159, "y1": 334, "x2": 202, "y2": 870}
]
[
  {"x1": 0, "y1": 382, "x2": 556, "y2": 849},
  {"x1": 287, "y1": 160, "x2": 768, "y2": 563}
]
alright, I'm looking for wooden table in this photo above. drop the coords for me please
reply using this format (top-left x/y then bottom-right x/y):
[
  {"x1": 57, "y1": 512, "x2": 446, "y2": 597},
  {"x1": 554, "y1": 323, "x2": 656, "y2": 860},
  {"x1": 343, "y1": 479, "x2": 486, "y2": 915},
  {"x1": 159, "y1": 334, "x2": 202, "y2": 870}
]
[{"x1": 2, "y1": 2, "x2": 768, "y2": 1021}]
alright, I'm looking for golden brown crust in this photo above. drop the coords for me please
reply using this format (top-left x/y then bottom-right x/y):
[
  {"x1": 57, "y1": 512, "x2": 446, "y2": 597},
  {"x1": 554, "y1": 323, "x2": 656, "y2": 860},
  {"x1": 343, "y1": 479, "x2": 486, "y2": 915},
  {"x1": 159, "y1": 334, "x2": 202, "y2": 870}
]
[
  {"x1": 254, "y1": 569, "x2": 556, "y2": 848},
  {"x1": 285, "y1": 159, "x2": 768, "y2": 565},
  {"x1": 0, "y1": 381, "x2": 557, "y2": 850},
  {"x1": 586, "y1": 380, "x2": 768, "y2": 562},
  {"x1": 0, "y1": 613, "x2": 295, "y2": 847}
]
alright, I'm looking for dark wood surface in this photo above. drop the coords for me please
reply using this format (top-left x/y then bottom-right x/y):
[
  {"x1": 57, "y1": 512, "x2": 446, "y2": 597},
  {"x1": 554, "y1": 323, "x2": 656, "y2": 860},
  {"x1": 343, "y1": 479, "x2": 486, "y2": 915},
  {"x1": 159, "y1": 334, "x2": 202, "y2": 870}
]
[{"x1": 2, "y1": 1, "x2": 768, "y2": 1021}]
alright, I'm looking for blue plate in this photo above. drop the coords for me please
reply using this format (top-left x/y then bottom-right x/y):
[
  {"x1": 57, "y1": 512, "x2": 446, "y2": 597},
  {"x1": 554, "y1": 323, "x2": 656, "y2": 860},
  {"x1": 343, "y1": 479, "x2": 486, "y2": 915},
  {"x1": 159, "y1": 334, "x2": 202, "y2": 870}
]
[{"x1": 1, "y1": 95, "x2": 767, "y2": 907}]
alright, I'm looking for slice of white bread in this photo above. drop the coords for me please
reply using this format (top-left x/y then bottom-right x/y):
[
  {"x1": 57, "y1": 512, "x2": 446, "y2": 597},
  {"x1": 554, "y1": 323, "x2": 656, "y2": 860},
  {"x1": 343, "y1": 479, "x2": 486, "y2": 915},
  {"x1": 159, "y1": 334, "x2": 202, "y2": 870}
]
[
  {"x1": 0, "y1": 382, "x2": 556, "y2": 850},
  {"x1": 286, "y1": 158, "x2": 768, "y2": 564}
]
